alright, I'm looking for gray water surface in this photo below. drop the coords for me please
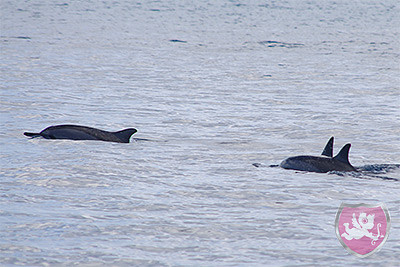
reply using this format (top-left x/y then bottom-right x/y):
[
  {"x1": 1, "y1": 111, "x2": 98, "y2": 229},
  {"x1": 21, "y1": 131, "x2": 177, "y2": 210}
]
[{"x1": 1, "y1": 0, "x2": 400, "y2": 266}]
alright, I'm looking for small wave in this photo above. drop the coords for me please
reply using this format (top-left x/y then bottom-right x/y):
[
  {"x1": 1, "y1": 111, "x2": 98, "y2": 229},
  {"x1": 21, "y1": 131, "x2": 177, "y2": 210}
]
[
  {"x1": 258, "y1": 40, "x2": 304, "y2": 48},
  {"x1": 252, "y1": 163, "x2": 279, "y2": 168},
  {"x1": 169, "y1": 39, "x2": 187, "y2": 43}
]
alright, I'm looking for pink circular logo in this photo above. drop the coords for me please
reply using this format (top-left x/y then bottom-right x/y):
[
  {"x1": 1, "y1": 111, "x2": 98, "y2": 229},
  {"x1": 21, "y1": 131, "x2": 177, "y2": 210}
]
[{"x1": 335, "y1": 203, "x2": 390, "y2": 257}]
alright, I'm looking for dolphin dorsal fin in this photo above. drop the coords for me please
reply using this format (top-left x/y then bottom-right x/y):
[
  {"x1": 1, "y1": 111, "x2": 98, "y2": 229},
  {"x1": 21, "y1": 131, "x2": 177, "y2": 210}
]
[
  {"x1": 334, "y1": 143, "x2": 351, "y2": 164},
  {"x1": 114, "y1": 128, "x2": 137, "y2": 143},
  {"x1": 321, "y1": 137, "x2": 334, "y2": 157}
]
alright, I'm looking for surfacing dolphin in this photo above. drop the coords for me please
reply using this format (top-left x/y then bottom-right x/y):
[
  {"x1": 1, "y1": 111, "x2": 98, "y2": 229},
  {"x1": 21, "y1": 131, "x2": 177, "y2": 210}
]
[
  {"x1": 280, "y1": 137, "x2": 357, "y2": 173},
  {"x1": 24, "y1": 124, "x2": 137, "y2": 143}
]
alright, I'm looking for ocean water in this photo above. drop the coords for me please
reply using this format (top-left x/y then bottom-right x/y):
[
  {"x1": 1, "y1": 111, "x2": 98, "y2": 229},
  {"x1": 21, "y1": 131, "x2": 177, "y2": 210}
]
[{"x1": 1, "y1": 0, "x2": 400, "y2": 266}]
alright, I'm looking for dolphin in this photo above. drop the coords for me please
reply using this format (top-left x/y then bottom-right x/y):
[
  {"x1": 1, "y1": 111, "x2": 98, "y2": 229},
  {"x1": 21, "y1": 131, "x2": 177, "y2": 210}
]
[
  {"x1": 280, "y1": 137, "x2": 357, "y2": 173},
  {"x1": 24, "y1": 124, "x2": 137, "y2": 143}
]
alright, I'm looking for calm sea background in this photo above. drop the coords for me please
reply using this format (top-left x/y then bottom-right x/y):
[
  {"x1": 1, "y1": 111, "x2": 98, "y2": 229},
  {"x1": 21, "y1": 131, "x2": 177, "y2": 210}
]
[{"x1": 1, "y1": 0, "x2": 399, "y2": 266}]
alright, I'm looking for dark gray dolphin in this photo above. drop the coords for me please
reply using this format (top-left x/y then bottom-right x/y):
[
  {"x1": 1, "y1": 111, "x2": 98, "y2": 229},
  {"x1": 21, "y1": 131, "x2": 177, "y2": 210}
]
[
  {"x1": 24, "y1": 124, "x2": 137, "y2": 143},
  {"x1": 280, "y1": 137, "x2": 357, "y2": 173}
]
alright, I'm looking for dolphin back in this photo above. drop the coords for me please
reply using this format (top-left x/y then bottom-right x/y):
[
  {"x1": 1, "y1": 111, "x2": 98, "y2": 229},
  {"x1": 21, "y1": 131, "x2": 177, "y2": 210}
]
[{"x1": 24, "y1": 125, "x2": 137, "y2": 143}]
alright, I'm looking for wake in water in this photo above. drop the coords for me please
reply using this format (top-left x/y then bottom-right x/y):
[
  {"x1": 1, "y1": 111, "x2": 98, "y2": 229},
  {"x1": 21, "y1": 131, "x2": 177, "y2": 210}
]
[
  {"x1": 357, "y1": 164, "x2": 400, "y2": 173},
  {"x1": 350, "y1": 164, "x2": 399, "y2": 181},
  {"x1": 253, "y1": 163, "x2": 400, "y2": 181},
  {"x1": 329, "y1": 164, "x2": 400, "y2": 181}
]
